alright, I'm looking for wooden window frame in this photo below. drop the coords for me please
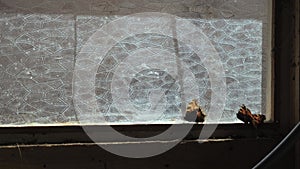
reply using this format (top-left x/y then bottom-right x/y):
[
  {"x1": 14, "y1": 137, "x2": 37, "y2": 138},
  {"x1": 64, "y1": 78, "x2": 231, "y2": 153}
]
[
  {"x1": 0, "y1": 0, "x2": 298, "y2": 148},
  {"x1": 0, "y1": 0, "x2": 299, "y2": 168}
]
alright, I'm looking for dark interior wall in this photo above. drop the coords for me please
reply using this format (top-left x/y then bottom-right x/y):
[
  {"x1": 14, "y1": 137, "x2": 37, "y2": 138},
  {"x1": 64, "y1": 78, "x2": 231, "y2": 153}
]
[
  {"x1": 0, "y1": 130, "x2": 298, "y2": 169},
  {"x1": 0, "y1": 139, "x2": 284, "y2": 169}
]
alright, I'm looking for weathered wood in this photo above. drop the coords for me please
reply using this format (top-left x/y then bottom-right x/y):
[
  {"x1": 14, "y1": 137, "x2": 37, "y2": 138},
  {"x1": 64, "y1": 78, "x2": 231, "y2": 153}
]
[
  {"x1": 0, "y1": 123, "x2": 280, "y2": 145},
  {"x1": 0, "y1": 138, "x2": 280, "y2": 169}
]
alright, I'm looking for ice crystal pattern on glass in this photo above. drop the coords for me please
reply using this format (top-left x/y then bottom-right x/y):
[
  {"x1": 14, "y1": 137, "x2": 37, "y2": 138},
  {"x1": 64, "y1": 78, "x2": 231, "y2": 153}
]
[
  {"x1": 0, "y1": 14, "x2": 75, "y2": 124},
  {"x1": 77, "y1": 17, "x2": 262, "y2": 123},
  {"x1": 0, "y1": 13, "x2": 264, "y2": 124}
]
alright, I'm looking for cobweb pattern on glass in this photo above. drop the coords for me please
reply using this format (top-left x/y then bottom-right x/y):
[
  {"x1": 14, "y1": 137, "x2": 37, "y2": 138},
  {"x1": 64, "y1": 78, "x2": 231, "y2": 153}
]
[
  {"x1": 0, "y1": 9, "x2": 264, "y2": 124},
  {"x1": 77, "y1": 17, "x2": 262, "y2": 123},
  {"x1": 94, "y1": 33, "x2": 211, "y2": 123},
  {"x1": 0, "y1": 14, "x2": 75, "y2": 124}
]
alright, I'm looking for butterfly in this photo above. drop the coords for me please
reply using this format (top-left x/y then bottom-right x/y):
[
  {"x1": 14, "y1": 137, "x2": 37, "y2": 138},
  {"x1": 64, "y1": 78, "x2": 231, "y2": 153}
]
[
  {"x1": 184, "y1": 99, "x2": 206, "y2": 122},
  {"x1": 237, "y1": 104, "x2": 266, "y2": 127}
]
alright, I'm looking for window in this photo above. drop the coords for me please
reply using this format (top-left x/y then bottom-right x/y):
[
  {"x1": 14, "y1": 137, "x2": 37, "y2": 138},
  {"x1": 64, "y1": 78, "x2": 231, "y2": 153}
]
[
  {"x1": 0, "y1": 0, "x2": 299, "y2": 168},
  {"x1": 0, "y1": 0, "x2": 273, "y2": 125}
]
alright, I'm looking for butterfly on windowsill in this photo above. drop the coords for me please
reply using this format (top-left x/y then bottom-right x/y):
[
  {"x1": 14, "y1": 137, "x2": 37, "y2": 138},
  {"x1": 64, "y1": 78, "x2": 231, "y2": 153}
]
[
  {"x1": 236, "y1": 104, "x2": 266, "y2": 128},
  {"x1": 184, "y1": 99, "x2": 206, "y2": 122}
]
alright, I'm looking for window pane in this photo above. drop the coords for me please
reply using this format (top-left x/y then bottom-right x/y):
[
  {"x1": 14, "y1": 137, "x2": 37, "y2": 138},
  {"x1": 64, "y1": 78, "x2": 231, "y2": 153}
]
[{"x1": 0, "y1": 0, "x2": 272, "y2": 125}]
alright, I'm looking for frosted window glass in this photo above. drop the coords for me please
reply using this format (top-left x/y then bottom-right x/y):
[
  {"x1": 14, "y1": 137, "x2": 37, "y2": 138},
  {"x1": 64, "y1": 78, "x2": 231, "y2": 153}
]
[{"x1": 0, "y1": 0, "x2": 272, "y2": 125}]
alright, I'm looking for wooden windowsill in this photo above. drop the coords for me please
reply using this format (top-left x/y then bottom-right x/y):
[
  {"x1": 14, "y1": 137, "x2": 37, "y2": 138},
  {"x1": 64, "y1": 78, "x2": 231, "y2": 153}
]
[{"x1": 0, "y1": 123, "x2": 281, "y2": 146}]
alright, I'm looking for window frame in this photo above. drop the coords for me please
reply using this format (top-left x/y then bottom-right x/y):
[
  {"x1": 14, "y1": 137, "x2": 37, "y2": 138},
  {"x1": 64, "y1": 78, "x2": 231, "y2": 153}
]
[{"x1": 0, "y1": 0, "x2": 298, "y2": 146}]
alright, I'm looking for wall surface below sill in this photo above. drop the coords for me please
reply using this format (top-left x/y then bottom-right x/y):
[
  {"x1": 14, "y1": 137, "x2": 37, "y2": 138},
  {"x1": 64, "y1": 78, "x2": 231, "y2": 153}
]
[{"x1": 0, "y1": 138, "x2": 295, "y2": 169}]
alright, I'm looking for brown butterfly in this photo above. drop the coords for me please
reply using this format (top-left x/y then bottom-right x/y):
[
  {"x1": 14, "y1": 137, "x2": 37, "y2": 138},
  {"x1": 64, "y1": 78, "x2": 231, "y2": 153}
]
[
  {"x1": 237, "y1": 104, "x2": 266, "y2": 127},
  {"x1": 184, "y1": 99, "x2": 206, "y2": 122}
]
